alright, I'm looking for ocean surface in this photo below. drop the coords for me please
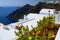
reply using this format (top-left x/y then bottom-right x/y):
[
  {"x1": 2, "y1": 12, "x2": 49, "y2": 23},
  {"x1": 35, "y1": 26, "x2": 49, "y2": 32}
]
[{"x1": 0, "y1": 7, "x2": 19, "y2": 24}]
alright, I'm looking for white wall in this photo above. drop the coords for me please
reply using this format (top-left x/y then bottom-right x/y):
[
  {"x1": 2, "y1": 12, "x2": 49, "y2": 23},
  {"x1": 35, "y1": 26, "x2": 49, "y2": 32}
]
[{"x1": 39, "y1": 9, "x2": 55, "y2": 15}]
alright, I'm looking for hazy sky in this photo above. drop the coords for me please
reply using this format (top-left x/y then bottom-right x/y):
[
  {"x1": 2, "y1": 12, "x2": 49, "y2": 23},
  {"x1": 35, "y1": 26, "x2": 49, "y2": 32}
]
[
  {"x1": 0, "y1": 0, "x2": 40, "y2": 7},
  {"x1": 0, "y1": 0, "x2": 59, "y2": 7}
]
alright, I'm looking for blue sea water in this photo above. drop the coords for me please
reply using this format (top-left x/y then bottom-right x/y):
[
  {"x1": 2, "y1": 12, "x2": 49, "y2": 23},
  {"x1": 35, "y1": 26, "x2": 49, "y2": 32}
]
[{"x1": 0, "y1": 7, "x2": 19, "y2": 24}]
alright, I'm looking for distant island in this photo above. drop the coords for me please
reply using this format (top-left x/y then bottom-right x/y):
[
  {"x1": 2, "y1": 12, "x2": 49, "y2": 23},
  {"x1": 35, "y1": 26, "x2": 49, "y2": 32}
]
[{"x1": 7, "y1": 2, "x2": 60, "y2": 21}]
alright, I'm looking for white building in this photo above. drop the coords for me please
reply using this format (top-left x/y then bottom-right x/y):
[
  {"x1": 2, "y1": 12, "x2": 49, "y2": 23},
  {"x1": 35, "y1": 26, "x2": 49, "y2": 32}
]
[
  {"x1": 39, "y1": 8, "x2": 60, "y2": 23},
  {"x1": 47, "y1": 1, "x2": 59, "y2": 4},
  {"x1": 55, "y1": 28, "x2": 60, "y2": 40},
  {"x1": 0, "y1": 23, "x2": 17, "y2": 40},
  {"x1": 7, "y1": 9, "x2": 60, "y2": 30},
  {"x1": 47, "y1": 1, "x2": 54, "y2": 4},
  {"x1": 0, "y1": 8, "x2": 60, "y2": 40},
  {"x1": 39, "y1": 8, "x2": 56, "y2": 15},
  {"x1": 8, "y1": 13, "x2": 49, "y2": 31}
]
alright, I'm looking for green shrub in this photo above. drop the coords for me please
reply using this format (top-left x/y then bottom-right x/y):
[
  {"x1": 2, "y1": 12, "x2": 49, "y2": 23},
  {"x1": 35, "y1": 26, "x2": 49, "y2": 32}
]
[{"x1": 15, "y1": 11, "x2": 56, "y2": 40}]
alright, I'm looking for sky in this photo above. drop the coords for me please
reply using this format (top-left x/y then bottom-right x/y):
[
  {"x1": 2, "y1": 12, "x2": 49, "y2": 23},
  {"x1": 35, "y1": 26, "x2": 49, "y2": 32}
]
[
  {"x1": 0, "y1": 0, "x2": 41, "y2": 7},
  {"x1": 0, "y1": 0, "x2": 59, "y2": 7}
]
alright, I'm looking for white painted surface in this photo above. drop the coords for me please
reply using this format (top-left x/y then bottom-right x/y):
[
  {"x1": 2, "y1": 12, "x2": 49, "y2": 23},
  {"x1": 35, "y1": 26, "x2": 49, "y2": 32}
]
[
  {"x1": 55, "y1": 28, "x2": 60, "y2": 40},
  {"x1": 8, "y1": 13, "x2": 48, "y2": 31},
  {"x1": 0, "y1": 12, "x2": 60, "y2": 40},
  {"x1": 0, "y1": 25, "x2": 16, "y2": 40},
  {"x1": 0, "y1": 13, "x2": 48, "y2": 40},
  {"x1": 39, "y1": 9, "x2": 55, "y2": 15}
]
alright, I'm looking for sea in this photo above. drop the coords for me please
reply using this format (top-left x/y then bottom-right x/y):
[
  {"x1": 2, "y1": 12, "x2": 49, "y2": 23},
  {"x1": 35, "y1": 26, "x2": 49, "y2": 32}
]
[
  {"x1": 0, "y1": 7, "x2": 59, "y2": 25},
  {"x1": 0, "y1": 7, "x2": 19, "y2": 25}
]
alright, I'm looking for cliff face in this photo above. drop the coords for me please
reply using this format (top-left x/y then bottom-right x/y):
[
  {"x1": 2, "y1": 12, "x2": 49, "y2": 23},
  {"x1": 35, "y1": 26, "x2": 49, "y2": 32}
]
[
  {"x1": 7, "y1": 4, "x2": 37, "y2": 21},
  {"x1": 8, "y1": 2, "x2": 60, "y2": 21}
]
